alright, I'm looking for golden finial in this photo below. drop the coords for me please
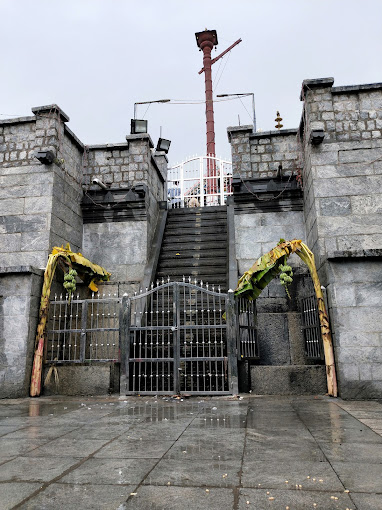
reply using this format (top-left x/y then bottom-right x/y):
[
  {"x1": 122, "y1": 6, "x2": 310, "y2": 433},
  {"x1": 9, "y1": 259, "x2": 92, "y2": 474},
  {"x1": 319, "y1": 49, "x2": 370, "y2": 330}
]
[{"x1": 275, "y1": 111, "x2": 283, "y2": 130}]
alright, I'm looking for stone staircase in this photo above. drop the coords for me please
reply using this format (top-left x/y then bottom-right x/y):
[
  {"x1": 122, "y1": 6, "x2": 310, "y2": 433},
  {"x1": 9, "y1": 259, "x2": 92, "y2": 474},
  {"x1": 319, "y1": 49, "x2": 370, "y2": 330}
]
[{"x1": 155, "y1": 206, "x2": 228, "y2": 291}]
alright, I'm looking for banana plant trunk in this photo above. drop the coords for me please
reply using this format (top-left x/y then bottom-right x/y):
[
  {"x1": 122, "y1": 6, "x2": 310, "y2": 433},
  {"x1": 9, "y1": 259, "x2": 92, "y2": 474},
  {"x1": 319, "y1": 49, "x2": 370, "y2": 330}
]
[
  {"x1": 30, "y1": 253, "x2": 63, "y2": 397},
  {"x1": 296, "y1": 243, "x2": 338, "y2": 397}
]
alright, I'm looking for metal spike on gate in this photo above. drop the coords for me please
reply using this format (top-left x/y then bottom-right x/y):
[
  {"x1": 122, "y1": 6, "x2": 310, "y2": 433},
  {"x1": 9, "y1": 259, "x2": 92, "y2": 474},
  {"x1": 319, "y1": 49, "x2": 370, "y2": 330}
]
[{"x1": 183, "y1": 275, "x2": 185, "y2": 282}]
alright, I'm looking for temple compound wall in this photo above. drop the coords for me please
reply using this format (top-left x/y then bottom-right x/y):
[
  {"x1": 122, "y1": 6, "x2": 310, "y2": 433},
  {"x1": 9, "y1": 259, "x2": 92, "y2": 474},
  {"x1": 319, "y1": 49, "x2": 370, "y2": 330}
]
[
  {"x1": 0, "y1": 104, "x2": 167, "y2": 397},
  {"x1": 228, "y1": 78, "x2": 382, "y2": 398}
]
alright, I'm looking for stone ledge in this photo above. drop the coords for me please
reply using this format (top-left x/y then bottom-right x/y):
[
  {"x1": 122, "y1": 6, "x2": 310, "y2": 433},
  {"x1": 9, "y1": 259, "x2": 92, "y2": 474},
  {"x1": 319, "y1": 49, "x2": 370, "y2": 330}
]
[
  {"x1": 87, "y1": 142, "x2": 129, "y2": 150},
  {"x1": 0, "y1": 265, "x2": 44, "y2": 276},
  {"x1": 0, "y1": 116, "x2": 36, "y2": 126},
  {"x1": 249, "y1": 128, "x2": 298, "y2": 139},
  {"x1": 327, "y1": 249, "x2": 382, "y2": 259},
  {"x1": 332, "y1": 82, "x2": 382, "y2": 95}
]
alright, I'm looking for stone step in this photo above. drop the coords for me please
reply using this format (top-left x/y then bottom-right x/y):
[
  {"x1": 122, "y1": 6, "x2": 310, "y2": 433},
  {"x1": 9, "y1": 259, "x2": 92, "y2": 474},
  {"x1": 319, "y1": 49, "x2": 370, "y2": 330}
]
[
  {"x1": 250, "y1": 365, "x2": 327, "y2": 395},
  {"x1": 158, "y1": 257, "x2": 226, "y2": 268},
  {"x1": 162, "y1": 234, "x2": 227, "y2": 245},
  {"x1": 163, "y1": 226, "x2": 227, "y2": 236},
  {"x1": 160, "y1": 247, "x2": 227, "y2": 257}
]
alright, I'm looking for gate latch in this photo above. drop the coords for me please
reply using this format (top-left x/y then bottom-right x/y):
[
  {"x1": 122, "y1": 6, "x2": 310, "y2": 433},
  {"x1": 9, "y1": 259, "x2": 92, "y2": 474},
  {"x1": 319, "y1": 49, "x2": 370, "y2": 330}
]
[{"x1": 171, "y1": 326, "x2": 178, "y2": 332}]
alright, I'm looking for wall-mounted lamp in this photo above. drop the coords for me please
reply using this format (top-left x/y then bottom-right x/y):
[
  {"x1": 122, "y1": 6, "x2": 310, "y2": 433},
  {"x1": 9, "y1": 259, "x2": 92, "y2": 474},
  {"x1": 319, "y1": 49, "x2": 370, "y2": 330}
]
[
  {"x1": 156, "y1": 138, "x2": 171, "y2": 153},
  {"x1": 35, "y1": 150, "x2": 55, "y2": 165},
  {"x1": 309, "y1": 129, "x2": 325, "y2": 145},
  {"x1": 131, "y1": 119, "x2": 148, "y2": 134}
]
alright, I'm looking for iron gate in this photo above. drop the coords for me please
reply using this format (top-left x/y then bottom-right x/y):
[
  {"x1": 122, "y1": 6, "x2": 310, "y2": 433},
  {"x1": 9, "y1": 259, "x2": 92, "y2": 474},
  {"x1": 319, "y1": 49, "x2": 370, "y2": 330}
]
[{"x1": 120, "y1": 281, "x2": 238, "y2": 395}]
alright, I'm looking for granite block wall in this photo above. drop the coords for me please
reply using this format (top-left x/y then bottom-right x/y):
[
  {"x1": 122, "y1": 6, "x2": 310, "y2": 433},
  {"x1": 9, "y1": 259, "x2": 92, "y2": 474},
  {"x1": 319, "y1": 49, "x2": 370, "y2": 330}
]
[
  {"x1": 301, "y1": 79, "x2": 382, "y2": 398},
  {"x1": 301, "y1": 79, "x2": 382, "y2": 264},
  {"x1": 0, "y1": 268, "x2": 43, "y2": 397},
  {"x1": 228, "y1": 78, "x2": 382, "y2": 398},
  {"x1": 228, "y1": 126, "x2": 300, "y2": 180}
]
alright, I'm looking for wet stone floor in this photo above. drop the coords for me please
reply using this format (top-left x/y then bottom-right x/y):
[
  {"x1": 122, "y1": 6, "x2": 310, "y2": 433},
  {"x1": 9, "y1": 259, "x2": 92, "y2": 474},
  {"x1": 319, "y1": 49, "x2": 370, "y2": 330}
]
[{"x1": 0, "y1": 395, "x2": 382, "y2": 510}]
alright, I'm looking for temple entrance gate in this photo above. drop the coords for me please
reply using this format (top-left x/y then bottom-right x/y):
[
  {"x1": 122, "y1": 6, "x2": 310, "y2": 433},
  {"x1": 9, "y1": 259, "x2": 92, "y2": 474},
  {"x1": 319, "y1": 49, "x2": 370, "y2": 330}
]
[{"x1": 120, "y1": 280, "x2": 238, "y2": 395}]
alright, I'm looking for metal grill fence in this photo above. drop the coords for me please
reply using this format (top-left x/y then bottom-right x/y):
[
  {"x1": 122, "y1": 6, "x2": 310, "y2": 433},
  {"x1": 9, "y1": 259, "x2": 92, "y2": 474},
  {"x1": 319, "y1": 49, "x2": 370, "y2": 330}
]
[
  {"x1": 236, "y1": 297, "x2": 259, "y2": 359},
  {"x1": 300, "y1": 293, "x2": 323, "y2": 360},
  {"x1": 46, "y1": 293, "x2": 121, "y2": 363},
  {"x1": 45, "y1": 281, "x2": 259, "y2": 395},
  {"x1": 167, "y1": 155, "x2": 233, "y2": 208}
]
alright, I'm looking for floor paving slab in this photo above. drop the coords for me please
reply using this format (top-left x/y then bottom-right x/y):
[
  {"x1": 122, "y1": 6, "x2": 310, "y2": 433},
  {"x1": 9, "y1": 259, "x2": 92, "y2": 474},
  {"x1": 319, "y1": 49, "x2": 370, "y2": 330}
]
[
  {"x1": 0, "y1": 456, "x2": 81, "y2": 482},
  {"x1": 0, "y1": 395, "x2": 381, "y2": 509},
  {"x1": 16, "y1": 482, "x2": 136, "y2": 510},
  {"x1": 24, "y1": 438, "x2": 110, "y2": 458},
  {"x1": 143, "y1": 458, "x2": 242, "y2": 488},
  {"x1": 0, "y1": 482, "x2": 42, "y2": 510},
  {"x1": 58, "y1": 458, "x2": 158, "y2": 485},
  {"x1": 330, "y1": 461, "x2": 382, "y2": 492},
  {"x1": 121, "y1": 486, "x2": 234, "y2": 509},
  {"x1": 94, "y1": 439, "x2": 175, "y2": 459},
  {"x1": 238, "y1": 488, "x2": 355, "y2": 510},
  {"x1": 241, "y1": 459, "x2": 344, "y2": 491}
]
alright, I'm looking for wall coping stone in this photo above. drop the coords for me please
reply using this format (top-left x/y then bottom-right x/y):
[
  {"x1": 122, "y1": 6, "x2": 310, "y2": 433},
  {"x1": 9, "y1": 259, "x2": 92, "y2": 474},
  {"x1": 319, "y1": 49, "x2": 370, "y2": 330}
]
[
  {"x1": 332, "y1": 83, "x2": 382, "y2": 95},
  {"x1": 153, "y1": 151, "x2": 169, "y2": 163},
  {"x1": 32, "y1": 104, "x2": 70, "y2": 122},
  {"x1": 87, "y1": 142, "x2": 130, "y2": 151},
  {"x1": 64, "y1": 124, "x2": 85, "y2": 151},
  {"x1": 249, "y1": 128, "x2": 298, "y2": 139},
  {"x1": 327, "y1": 249, "x2": 382, "y2": 260},
  {"x1": 0, "y1": 266, "x2": 44, "y2": 276},
  {"x1": 0, "y1": 116, "x2": 36, "y2": 126},
  {"x1": 150, "y1": 155, "x2": 166, "y2": 182}
]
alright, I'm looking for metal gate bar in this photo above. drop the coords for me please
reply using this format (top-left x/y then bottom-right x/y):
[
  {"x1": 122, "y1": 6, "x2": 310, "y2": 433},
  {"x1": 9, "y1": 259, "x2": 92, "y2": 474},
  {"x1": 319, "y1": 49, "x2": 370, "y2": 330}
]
[
  {"x1": 301, "y1": 294, "x2": 323, "y2": 359},
  {"x1": 121, "y1": 281, "x2": 237, "y2": 395},
  {"x1": 236, "y1": 297, "x2": 259, "y2": 359}
]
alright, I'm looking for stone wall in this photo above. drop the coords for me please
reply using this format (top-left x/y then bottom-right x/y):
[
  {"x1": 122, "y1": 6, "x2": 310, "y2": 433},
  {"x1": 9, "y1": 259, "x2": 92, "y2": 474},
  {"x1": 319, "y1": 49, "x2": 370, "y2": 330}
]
[
  {"x1": 0, "y1": 104, "x2": 167, "y2": 398},
  {"x1": 81, "y1": 135, "x2": 167, "y2": 282},
  {"x1": 301, "y1": 79, "x2": 382, "y2": 398},
  {"x1": 0, "y1": 267, "x2": 43, "y2": 398},
  {"x1": 234, "y1": 210, "x2": 306, "y2": 276},
  {"x1": 228, "y1": 126, "x2": 300, "y2": 180},
  {"x1": 301, "y1": 79, "x2": 382, "y2": 264},
  {"x1": 228, "y1": 78, "x2": 382, "y2": 398},
  {"x1": 0, "y1": 105, "x2": 84, "y2": 269}
]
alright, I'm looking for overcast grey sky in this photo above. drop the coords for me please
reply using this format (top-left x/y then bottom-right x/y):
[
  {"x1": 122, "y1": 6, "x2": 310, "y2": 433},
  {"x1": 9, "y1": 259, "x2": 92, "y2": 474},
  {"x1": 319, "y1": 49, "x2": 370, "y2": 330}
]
[{"x1": 1, "y1": 0, "x2": 381, "y2": 164}]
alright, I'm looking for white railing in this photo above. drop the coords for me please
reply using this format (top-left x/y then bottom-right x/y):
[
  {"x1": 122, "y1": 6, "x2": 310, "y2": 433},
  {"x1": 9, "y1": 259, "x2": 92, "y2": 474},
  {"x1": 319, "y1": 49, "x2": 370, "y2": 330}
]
[{"x1": 167, "y1": 155, "x2": 233, "y2": 208}]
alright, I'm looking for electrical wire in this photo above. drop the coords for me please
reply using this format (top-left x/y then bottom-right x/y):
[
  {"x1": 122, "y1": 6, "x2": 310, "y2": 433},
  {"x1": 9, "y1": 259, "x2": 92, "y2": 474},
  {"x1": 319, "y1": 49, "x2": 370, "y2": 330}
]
[
  {"x1": 239, "y1": 97, "x2": 253, "y2": 123},
  {"x1": 214, "y1": 51, "x2": 232, "y2": 94}
]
